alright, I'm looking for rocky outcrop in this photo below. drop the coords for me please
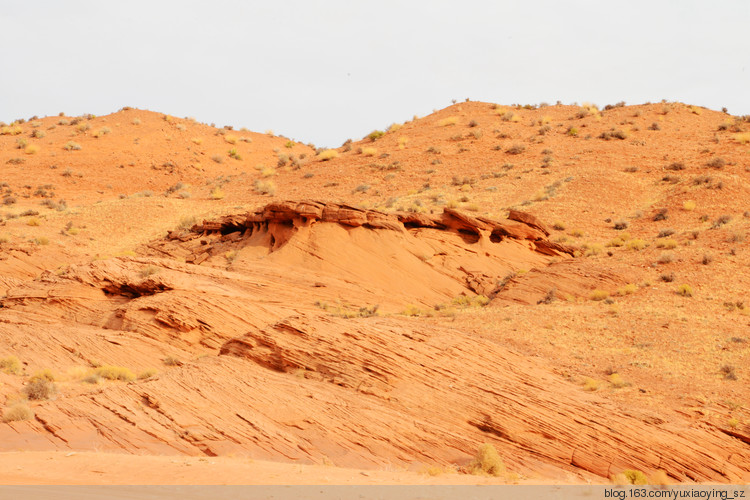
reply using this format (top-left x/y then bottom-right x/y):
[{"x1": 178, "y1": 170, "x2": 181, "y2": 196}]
[
  {"x1": 0, "y1": 199, "x2": 747, "y2": 483},
  {"x1": 220, "y1": 316, "x2": 750, "y2": 481},
  {"x1": 507, "y1": 209, "x2": 551, "y2": 236},
  {"x1": 491, "y1": 260, "x2": 631, "y2": 305},
  {"x1": 172, "y1": 201, "x2": 575, "y2": 259},
  {"x1": 2, "y1": 312, "x2": 747, "y2": 482}
]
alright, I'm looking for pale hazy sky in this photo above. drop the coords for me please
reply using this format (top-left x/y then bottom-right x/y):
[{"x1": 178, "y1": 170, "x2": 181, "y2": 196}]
[{"x1": 1, "y1": 1, "x2": 748, "y2": 147}]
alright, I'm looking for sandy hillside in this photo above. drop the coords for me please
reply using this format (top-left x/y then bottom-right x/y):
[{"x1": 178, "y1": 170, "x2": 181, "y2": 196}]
[{"x1": 0, "y1": 102, "x2": 748, "y2": 485}]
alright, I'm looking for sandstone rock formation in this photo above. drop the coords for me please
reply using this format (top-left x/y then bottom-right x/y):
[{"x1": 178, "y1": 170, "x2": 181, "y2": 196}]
[{"x1": 0, "y1": 201, "x2": 747, "y2": 483}]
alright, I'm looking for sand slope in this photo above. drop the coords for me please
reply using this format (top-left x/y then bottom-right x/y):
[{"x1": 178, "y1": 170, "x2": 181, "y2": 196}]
[{"x1": 1, "y1": 102, "x2": 749, "y2": 484}]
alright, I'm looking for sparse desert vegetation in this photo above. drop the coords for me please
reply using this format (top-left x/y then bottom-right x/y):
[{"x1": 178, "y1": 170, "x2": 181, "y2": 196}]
[
  {"x1": 254, "y1": 179, "x2": 276, "y2": 195},
  {"x1": 318, "y1": 149, "x2": 338, "y2": 161},
  {"x1": 94, "y1": 365, "x2": 136, "y2": 382},
  {"x1": 23, "y1": 377, "x2": 57, "y2": 400},
  {"x1": 438, "y1": 116, "x2": 458, "y2": 127},
  {"x1": 0, "y1": 101, "x2": 748, "y2": 486},
  {"x1": 469, "y1": 444, "x2": 506, "y2": 477},
  {"x1": 209, "y1": 186, "x2": 225, "y2": 200},
  {"x1": 2, "y1": 403, "x2": 34, "y2": 423},
  {"x1": 0, "y1": 355, "x2": 21, "y2": 374}
]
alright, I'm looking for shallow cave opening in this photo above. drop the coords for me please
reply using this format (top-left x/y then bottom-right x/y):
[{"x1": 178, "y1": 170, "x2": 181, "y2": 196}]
[
  {"x1": 101, "y1": 282, "x2": 169, "y2": 298},
  {"x1": 458, "y1": 229, "x2": 480, "y2": 244},
  {"x1": 219, "y1": 223, "x2": 245, "y2": 235}
]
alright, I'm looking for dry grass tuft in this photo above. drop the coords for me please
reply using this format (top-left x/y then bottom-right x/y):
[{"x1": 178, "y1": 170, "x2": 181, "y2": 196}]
[
  {"x1": 421, "y1": 466, "x2": 444, "y2": 477},
  {"x1": 438, "y1": 116, "x2": 459, "y2": 127},
  {"x1": 254, "y1": 179, "x2": 276, "y2": 195},
  {"x1": 94, "y1": 365, "x2": 136, "y2": 382},
  {"x1": 626, "y1": 239, "x2": 646, "y2": 251},
  {"x1": 318, "y1": 149, "x2": 339, "y2": 161},
  {"x1": 612, "y1": 469, "x2": 649, "y2": 485},
  {"x1": 655, "y1": 239, "x2": 677, "y2": 249},
  {"x1": 30, "y1": 369, "x2": 55, "y2": 382},
  {"x1": 469, "y1": 443, "x2": 506, "y2": 476},
  {"x1": 452, "y1": 295, "x2": 490, "y2": 308},
  {"x1": 589, "y1": 289, "x2": 609, "y2": 301},
  {"x1": 139, "y1": 265, "x2": 159, "y2": 278},
  {"x1": 0, "y1": 355, "x2": 21, "y2": 374},
  {"x1": 367, "y1": 130, "x2": 385, "y2": 141},
  {"x1": 2, "y1": 403, "x2": 34, "y2": 423},
  {"x1": 583, "y1": 378, "x2": 600, "y2": 391},
  {"x1": 210, "y1": 186, "x2": 225, "y2": 200},
  {"x1": 609, "y1": 373, "x2": 628, "y2": 388},
  {"x1": 138, "y1": 369, "x2": 158, "y2": 379},
  {"x1": 163, "y1": 356, "x2": 182, "y2": 366},
  {"x1": 23, "y1": 378, "x2": 56, "y2": 400}
]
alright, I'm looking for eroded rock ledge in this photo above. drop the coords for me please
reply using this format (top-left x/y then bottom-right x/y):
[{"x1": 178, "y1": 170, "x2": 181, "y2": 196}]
[{"x1": 170, "y1": 200, "x2": 574, "y2": 257}]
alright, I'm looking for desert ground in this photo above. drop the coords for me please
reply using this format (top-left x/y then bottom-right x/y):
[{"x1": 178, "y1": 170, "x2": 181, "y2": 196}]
[{"x1": 0, "y1": 101, "x2": 748, "y2": 485}]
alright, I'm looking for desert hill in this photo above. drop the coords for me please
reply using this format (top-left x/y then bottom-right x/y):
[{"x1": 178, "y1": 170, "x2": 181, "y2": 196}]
[{"x1": 0, "y1": 101, "x2": 748, "y2": 484}]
